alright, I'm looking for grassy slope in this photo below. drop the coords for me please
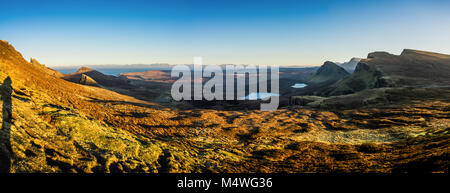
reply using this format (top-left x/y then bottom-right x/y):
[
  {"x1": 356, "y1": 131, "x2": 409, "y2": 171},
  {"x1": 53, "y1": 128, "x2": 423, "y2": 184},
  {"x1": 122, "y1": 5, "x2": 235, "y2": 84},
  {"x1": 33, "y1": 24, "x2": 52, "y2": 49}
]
[{"x1": 0, "y1": 41, "x2": 163, "y2": 172}]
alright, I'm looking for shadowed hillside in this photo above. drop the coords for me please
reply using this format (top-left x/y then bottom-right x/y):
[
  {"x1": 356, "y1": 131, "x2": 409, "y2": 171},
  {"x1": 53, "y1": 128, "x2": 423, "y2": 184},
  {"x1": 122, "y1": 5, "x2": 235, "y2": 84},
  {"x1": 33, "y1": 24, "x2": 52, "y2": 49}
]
[{"x1": 0, "y1": 40, "x2": 166, "y2": 172}]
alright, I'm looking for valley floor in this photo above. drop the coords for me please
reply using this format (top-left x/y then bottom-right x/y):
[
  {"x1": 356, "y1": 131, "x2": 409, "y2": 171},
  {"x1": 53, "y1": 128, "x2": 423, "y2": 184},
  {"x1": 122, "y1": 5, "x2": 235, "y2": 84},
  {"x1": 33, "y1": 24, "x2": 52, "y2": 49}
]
[{"x1": 2, "y1": 84, "x2": 449, "y2": 173}]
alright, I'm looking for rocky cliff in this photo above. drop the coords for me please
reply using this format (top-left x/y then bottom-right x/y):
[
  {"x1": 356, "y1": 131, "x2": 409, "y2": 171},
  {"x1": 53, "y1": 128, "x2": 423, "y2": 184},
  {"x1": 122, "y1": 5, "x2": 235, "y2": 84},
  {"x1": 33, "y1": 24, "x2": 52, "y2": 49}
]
[{"x1": 318, "y1": 49, "x2": 450, "y2": 96}]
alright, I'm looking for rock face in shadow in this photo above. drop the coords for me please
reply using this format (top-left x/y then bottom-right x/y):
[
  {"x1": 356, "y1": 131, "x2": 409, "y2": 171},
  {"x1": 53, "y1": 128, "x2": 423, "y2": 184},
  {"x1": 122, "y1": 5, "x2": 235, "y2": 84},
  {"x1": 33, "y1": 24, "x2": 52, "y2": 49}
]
[
  {"x1": 79, "y1": 74, "x2": 100, "y2": 86},
  {"x1": 1, "y1": 40, "x2": 449, "y2": 173}
]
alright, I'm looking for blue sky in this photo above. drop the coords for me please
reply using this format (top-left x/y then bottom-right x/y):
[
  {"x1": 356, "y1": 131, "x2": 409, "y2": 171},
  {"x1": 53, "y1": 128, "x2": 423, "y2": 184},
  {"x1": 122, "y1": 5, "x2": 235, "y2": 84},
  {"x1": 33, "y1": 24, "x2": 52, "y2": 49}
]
[{"x1": 1, "y1": 0, "x2": 449, "y2": 66}]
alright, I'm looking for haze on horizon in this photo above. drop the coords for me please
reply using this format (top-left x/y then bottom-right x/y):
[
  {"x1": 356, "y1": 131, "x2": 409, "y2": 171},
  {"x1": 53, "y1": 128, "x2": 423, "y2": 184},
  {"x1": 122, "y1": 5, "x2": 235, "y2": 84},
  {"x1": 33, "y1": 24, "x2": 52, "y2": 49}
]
[{"x1": 1, "y1": 0, "x2": 449, "y2": 67}]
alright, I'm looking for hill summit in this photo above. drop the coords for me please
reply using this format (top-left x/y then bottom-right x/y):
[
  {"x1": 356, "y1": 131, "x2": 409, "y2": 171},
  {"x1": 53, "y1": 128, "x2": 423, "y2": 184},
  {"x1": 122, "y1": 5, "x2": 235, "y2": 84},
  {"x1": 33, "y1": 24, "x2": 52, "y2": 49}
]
[{"x1": 76, "y1": 66, "x2": 96, "y2": 74}]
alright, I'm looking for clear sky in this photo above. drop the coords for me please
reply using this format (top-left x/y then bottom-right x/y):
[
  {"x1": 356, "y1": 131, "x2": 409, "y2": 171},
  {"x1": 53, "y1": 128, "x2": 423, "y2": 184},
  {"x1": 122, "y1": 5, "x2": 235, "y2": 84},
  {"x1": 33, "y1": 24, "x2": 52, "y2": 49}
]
[{"x1": 1, "y1": 0, "x2": 449, "y2": 67}]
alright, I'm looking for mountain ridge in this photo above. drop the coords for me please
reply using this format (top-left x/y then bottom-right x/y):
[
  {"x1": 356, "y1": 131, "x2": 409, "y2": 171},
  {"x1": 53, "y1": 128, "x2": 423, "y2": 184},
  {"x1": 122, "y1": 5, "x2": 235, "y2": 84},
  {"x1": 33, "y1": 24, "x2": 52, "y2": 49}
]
[{"x1": 338, "y1": 57, "x2": 363, "y2": 73}]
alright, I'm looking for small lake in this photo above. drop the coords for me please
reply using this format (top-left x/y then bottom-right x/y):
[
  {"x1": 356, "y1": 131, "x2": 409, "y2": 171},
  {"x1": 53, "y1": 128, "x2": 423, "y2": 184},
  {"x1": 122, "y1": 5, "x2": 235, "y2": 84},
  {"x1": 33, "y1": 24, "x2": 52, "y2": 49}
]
[
  {"x1": 240, "y1": 92, "x2": 280, "y2": 100},
  {"x1": 291, "y1": 83, "x2": 307, "y2": 88}
]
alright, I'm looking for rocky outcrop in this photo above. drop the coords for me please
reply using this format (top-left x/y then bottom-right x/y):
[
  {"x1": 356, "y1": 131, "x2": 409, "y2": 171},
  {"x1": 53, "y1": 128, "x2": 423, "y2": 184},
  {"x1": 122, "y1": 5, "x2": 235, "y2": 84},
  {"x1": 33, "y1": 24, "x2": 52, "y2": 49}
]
[
  {"x1": 79, "y1": 74, "x2": 100, "y2": 86},
  {"x1": 1, "y1": 40, "x2": 450, "y2": 173}
]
